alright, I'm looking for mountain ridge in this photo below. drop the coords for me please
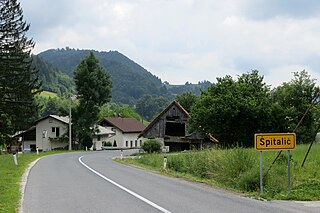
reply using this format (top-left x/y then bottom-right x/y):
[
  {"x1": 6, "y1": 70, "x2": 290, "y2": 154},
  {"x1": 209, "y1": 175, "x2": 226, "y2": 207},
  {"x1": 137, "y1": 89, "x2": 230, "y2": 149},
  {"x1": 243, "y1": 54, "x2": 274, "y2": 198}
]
[{"x1": 35, "y1": 47, "x2": 213, "y2": 104}]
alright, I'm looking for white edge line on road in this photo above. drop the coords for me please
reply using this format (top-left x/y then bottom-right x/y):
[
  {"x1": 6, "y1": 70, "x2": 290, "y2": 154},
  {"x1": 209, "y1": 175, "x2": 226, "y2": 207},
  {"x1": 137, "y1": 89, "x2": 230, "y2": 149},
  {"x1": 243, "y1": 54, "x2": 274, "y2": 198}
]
[{"x1": 78, "y1": 156, "x2": 172, "y2": 213}]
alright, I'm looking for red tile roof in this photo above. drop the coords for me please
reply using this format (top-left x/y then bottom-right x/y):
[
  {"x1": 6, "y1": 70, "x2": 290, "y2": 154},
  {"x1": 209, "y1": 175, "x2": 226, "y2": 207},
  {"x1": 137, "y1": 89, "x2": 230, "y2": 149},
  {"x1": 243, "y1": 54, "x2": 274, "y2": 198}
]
[{"x1": 101, "y1": 117, "x2": 145, "y2": 133}]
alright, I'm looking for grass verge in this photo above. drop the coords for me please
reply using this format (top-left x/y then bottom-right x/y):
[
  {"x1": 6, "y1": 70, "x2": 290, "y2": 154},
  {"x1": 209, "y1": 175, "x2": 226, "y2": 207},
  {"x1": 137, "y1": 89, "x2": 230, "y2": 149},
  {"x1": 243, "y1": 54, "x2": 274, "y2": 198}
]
[
  {"x1": 118, "y1": 143, "x2": 320, "y2": 201},
  {"x1": 0, "y1": 151, "x2": 68, "y2": 213}
]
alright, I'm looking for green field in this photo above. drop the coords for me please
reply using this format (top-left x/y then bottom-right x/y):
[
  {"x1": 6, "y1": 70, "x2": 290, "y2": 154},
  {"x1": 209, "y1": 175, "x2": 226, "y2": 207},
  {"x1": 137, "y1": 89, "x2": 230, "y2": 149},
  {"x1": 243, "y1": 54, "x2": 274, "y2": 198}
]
[
  {"x1": 38, "y1": 91, "x2": 58, "y2": 98},
  {"x1": 0, "y1": 151, "x2": 67, "y2": 213},
  {"x1": 120, "y1": 143, "x2": 320, "y2": 200}
]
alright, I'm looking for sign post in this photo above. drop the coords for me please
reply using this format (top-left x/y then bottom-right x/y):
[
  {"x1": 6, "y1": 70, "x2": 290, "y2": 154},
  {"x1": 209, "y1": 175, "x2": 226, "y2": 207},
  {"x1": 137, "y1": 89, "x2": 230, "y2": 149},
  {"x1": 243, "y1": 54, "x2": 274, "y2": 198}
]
[
  {"x1": 254, "y1": 133, "x2": 296, "y2": 194},
  {"x1": 260, "y1": 151, "x2": 263, "y2": 193}
]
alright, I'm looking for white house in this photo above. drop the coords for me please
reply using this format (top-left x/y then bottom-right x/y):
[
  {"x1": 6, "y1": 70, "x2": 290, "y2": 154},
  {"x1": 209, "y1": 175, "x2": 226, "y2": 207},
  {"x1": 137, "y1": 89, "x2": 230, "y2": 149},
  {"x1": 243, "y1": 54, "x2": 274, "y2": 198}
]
[
  {"x1": 36, "y1": 115, "x2": 69, "y2": 151},
  {"x1": 99, "y1": 117, "x2": 146, "y2": 148},
  {"x1": 16, "y1": 115, "x2": 70, "y2": 151},
  {"x1": 92, "y1": 125, "x2": 115, "y2": 150}
]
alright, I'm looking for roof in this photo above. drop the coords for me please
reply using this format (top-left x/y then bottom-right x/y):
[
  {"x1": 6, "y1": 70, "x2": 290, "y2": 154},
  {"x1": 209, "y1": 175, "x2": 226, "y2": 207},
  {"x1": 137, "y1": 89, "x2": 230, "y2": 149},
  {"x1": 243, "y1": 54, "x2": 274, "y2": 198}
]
[
  {"x1": 139, "y1": 100, "x2": 189, "y2": 137},
  {"x1": 12, "y1": 126, "x2": 36, "y2": 138},
  {"x1": 36, "y1": 115, "x2": 70, "y2": 125},
  {"x1": 100, "y1": 117, "x2": 145, "y2": 133},
  {"x1": 95, "y1": 125, "x2": 115, "y2": 135}
]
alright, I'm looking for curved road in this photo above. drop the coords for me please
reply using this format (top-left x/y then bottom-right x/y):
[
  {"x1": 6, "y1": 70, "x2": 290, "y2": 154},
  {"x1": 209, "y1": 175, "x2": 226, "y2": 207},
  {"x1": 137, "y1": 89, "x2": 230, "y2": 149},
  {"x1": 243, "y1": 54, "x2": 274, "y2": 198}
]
[{"x1": 22, "y1": 150, "x2": 320, "y2": 213}]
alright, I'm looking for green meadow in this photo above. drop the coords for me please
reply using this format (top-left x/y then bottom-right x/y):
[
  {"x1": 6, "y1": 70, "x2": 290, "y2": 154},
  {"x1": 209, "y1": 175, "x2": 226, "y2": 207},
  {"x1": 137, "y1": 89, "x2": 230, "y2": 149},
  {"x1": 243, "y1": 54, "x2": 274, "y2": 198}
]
[{"x1": 121, "y1": 143, "x2": 320, "y2": 200}]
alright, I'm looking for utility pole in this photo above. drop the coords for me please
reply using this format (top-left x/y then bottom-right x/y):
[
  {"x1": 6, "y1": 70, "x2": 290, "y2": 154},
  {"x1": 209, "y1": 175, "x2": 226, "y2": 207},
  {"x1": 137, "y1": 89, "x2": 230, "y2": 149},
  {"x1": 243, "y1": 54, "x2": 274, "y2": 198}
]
[{"x1": 69, "y1": 99, "x2": 72, "y2": 151}]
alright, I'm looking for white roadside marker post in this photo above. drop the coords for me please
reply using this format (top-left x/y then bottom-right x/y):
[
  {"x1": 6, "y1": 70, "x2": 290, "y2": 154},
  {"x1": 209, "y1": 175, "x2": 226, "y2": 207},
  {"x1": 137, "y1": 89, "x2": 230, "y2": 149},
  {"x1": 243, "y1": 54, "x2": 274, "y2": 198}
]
[{"x1": 13, "y1": 153, "x2": 18, "y2": 165}]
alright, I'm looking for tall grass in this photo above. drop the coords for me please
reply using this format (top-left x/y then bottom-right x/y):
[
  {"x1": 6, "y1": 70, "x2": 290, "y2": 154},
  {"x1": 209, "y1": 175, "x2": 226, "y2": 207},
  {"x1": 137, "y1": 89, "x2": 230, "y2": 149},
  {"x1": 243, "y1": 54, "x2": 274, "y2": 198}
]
[{"x1": 127, "y1": 144, "x2": 320, "y2": 200}]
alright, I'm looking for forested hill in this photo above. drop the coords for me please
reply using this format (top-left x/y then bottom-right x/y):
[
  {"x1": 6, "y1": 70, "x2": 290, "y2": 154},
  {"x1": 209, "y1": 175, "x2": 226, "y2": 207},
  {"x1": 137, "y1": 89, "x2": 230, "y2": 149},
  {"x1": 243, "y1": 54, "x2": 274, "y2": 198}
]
[
  {"x1": 38, "y1": 48, "x2": 163, "y2": 103},
  {"x1": 32, "y1": 55, "x2": 75, "y2": 96},
  {"x1": 36, "y1": 48, "x2": 213, "y2": 103}
]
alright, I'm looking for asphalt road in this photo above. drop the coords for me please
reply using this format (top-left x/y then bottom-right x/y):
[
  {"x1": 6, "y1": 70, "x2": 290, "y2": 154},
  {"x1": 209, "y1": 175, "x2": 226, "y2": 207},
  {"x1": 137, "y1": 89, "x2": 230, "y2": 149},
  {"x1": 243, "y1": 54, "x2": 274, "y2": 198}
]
[{"x1": 22, "y1": 150, "x2": 320, "y2": 213}]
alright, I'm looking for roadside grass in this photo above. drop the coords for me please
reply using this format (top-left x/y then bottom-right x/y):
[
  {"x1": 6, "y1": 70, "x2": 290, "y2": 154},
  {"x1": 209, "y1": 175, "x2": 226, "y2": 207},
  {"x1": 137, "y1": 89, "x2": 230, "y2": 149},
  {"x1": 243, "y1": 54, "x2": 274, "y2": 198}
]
[
  {"x1": 0, "y1": 151, "x2": 68, "y2": 213},
  {"x1": 119, "y1": 144, "x2": 320, "y2": 200}
]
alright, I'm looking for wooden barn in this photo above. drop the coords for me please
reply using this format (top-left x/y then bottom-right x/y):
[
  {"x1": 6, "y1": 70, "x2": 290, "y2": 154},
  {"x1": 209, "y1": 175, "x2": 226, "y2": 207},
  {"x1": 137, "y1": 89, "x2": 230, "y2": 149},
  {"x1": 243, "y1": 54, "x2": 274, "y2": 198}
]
[{"x1": 139, "y1": 100, "x2": 217, "y2": 151}]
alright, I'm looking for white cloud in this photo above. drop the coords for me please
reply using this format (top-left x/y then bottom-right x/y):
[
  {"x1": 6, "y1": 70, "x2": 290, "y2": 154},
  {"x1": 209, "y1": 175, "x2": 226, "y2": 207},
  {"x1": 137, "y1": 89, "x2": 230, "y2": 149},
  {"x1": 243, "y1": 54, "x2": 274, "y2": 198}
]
[{"x1": 20, "y1": 0, "x2": 320, "y2": 88}]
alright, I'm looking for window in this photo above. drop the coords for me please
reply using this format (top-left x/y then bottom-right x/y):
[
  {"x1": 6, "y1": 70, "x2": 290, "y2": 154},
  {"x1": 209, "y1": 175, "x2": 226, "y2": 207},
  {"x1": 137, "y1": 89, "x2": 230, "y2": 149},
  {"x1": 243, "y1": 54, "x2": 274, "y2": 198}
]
[
  {"x1": 135, "y1": 140, "x2": 137, "y2": 147},
  {"x1": 55, "y1": 127, "x2": 60, "y2": 137},
  {"x1": 165, "y1": 122, "x2": 185, "y2": 136},
  {"x1": 51, "y1": 127, "x2": 60, "y2": 137},
  {"x1": 130, "y1": 141, "x2": 133, "y2": 147},
  {"x1": 126, "y1": 141, "x2": 128, "y2": 147},
  {"x1": 97, "y1": 135, "x2": 101, "y2": 141},
  {"x1": 140, "y1": 140, "x2": 142, "y2": 146}
]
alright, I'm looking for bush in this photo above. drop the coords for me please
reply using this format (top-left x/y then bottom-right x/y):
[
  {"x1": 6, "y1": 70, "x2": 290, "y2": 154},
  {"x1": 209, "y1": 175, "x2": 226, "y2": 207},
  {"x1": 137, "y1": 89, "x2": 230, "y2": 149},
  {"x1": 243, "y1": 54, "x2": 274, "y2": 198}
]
[
  {"x1": 141, "y1": 140, "x2": 161, "y2": 153},
  {"x1": 104, "y1": 141, "x2": 112, "y2": 147}
]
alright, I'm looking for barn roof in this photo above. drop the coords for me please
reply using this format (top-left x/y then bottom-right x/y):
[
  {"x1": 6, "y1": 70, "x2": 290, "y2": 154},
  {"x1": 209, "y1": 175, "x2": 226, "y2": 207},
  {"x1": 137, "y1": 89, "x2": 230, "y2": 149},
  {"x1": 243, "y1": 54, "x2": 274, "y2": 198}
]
[{"x1": 139, "y1": 100, "x2": 189, "y2": 137}]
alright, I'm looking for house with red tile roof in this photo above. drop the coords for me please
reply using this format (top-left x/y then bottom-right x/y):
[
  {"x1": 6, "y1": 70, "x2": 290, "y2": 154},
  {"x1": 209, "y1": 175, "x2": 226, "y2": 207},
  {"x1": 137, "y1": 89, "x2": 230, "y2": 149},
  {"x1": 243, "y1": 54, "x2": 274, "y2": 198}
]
[{"x1": 99, "y1": 117, "x2": 146, "y2": 148}]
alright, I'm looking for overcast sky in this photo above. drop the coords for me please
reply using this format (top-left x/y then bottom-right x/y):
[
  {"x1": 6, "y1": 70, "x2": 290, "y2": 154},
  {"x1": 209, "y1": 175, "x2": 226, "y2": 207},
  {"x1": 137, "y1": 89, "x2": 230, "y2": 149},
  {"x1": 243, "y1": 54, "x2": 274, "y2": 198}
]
[{"x1": 20, "y1": 0, "x2": 320, "y2": 87}]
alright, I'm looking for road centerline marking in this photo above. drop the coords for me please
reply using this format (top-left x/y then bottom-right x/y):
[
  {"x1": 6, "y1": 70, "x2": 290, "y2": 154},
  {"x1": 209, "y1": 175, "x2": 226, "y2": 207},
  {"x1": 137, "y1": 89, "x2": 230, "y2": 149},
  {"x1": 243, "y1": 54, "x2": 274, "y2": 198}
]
[{"x1": 78, "y1": 156, "x2": 171, "y2": 213}]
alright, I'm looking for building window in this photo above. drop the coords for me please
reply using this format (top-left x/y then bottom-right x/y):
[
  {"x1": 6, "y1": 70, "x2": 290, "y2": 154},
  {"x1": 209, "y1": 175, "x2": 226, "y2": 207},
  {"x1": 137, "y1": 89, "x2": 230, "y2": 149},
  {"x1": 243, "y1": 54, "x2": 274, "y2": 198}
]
[
  {"x1": 135, "y1": 140, "x2": 137, "y2": 147},
  {"x1": 130, "y1": 141, "x2": 133, "y2": 147},
  {"x1": 126, "y1": 141, "x2": 128, "y2": 147},
  {"x1": 97, "y1": 135, "x2": 101, "y2": 141},
  {"x1": 51, "y1": 127, "x2": 60, "y2": 137},
  {"x1": 140, "y1": 140, "x2": 142, "y2": 146}
]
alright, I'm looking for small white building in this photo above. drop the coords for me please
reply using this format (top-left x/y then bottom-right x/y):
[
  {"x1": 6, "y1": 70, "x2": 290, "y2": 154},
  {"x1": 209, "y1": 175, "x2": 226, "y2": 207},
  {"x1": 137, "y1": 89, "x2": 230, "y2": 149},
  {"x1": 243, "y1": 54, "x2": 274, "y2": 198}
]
[
  {"x1": 92, "y1": 125, "x2": 115, "y2": 150},
  {"x1": 36, "y1": 115, "x2": 69, "y2": 151},
  {"x1": 99, "y1": 117, "x2": 146, "y2": 148},
  {"x1": 16, "y1": 115, "x2": 70, "y2": 151}
]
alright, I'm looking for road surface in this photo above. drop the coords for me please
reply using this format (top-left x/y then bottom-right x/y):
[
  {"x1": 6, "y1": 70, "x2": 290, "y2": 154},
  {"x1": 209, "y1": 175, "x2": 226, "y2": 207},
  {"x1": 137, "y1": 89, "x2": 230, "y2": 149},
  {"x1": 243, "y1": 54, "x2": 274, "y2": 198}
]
[{"x1": 21, "y1": 150, "x2": 320, "y2": 213}]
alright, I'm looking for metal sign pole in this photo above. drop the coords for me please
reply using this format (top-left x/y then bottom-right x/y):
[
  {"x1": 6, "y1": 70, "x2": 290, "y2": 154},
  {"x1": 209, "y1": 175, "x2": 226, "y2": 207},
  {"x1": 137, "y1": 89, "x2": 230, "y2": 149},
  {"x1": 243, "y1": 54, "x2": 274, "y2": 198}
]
[
  {"x1": 288, "y1": 150, "x2": 291, "y2": 192},
  {"x1": 260, "y1": 151, "x2": 263, "y2": 194}
]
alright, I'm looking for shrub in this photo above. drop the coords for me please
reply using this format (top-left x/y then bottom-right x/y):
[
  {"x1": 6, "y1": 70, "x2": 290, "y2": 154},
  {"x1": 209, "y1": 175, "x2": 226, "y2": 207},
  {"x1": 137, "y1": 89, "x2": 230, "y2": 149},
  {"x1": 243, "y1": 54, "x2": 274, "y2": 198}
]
[
  {"x1": 104, "y1": 141, "x2": 112, "y2": 147},
  {"x1": 141, "y1": 140, "x2": 161, "y2": 153}
]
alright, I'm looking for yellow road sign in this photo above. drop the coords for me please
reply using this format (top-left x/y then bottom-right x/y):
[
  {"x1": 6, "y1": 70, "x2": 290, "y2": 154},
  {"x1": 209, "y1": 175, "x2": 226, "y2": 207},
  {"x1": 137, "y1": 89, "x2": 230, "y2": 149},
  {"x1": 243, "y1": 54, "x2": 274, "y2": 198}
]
[{"x1": 254, "y1": 133, "x2": 296, "y2": 150}]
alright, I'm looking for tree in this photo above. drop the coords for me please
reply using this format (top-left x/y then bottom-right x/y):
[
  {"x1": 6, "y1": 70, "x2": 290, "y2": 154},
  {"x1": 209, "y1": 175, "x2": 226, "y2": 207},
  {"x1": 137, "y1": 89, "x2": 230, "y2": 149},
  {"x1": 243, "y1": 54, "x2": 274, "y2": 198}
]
[
  {"x1": 135, "y1": 95, "x2": 169, "y2": 121},
  {"x1": 73, "y1": 52, "x2": 112, "y2": 149},
  {"x1": 176, "y1": 91, "x2": 198, "y2": 112},
  {"x1": 98, "y1": 102, "x2": 141, "y2": 121},
  {"x1": 272, "y1": 70, "x2": 320, "y2": 143},
  {"x1": 0, "y1": 0, "x2": 41, "y2": 144},
  {"x1": 189, "y1": 70, "x2": 275, "y2": 147}
]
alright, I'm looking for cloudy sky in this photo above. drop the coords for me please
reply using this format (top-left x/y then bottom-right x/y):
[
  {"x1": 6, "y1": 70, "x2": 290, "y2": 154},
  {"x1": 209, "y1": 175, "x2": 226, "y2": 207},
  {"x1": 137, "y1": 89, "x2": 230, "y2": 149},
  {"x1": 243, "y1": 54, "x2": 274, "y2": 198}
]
[{"x1": 20, "y1": 0, "x2": 320, "y2": 87}]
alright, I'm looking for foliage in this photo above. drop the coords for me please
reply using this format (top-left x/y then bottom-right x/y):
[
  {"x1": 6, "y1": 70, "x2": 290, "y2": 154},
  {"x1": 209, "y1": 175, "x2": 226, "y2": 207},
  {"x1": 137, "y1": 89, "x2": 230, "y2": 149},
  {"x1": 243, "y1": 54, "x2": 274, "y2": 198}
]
[
  {"x1": 176, "y1": 91, "x2": 198, "y2": 112},
  {"x1": 272, "y1": 70, "x2": 320, "y2": 144},
  {"x1": 167, "y1": 80, "x2": 212, "y2": 96},
  {"x1": 32, "y1": 55, "x2": 74, "y2": 96},
  {"x1": 141, "y1": 139, "x2": 162, "y2": 153},
  {"x1": 37, "y1": 48, "x2": 212, "y2": 104},
  {"x1": 0, "y1": 0, "x2": 41, "y2": 145},
  {"x1": 189, "y1": 70, "x2": 275, "y2": 147},
  {"x1": 135, "y1": 94, "x2": 169, "y2": 121},
  {"x1": 98, "y1": 102, "x2": 141, "y2": 120},
  {"x1": 73, "y1": 52, "x2": 112, "y2": 149},
  {"x1": 104, "y1": 141, "x2": 112, "y2": 146},
  {"x1": 126, "y1": 144, "x2": 320, "y2": 200}
]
